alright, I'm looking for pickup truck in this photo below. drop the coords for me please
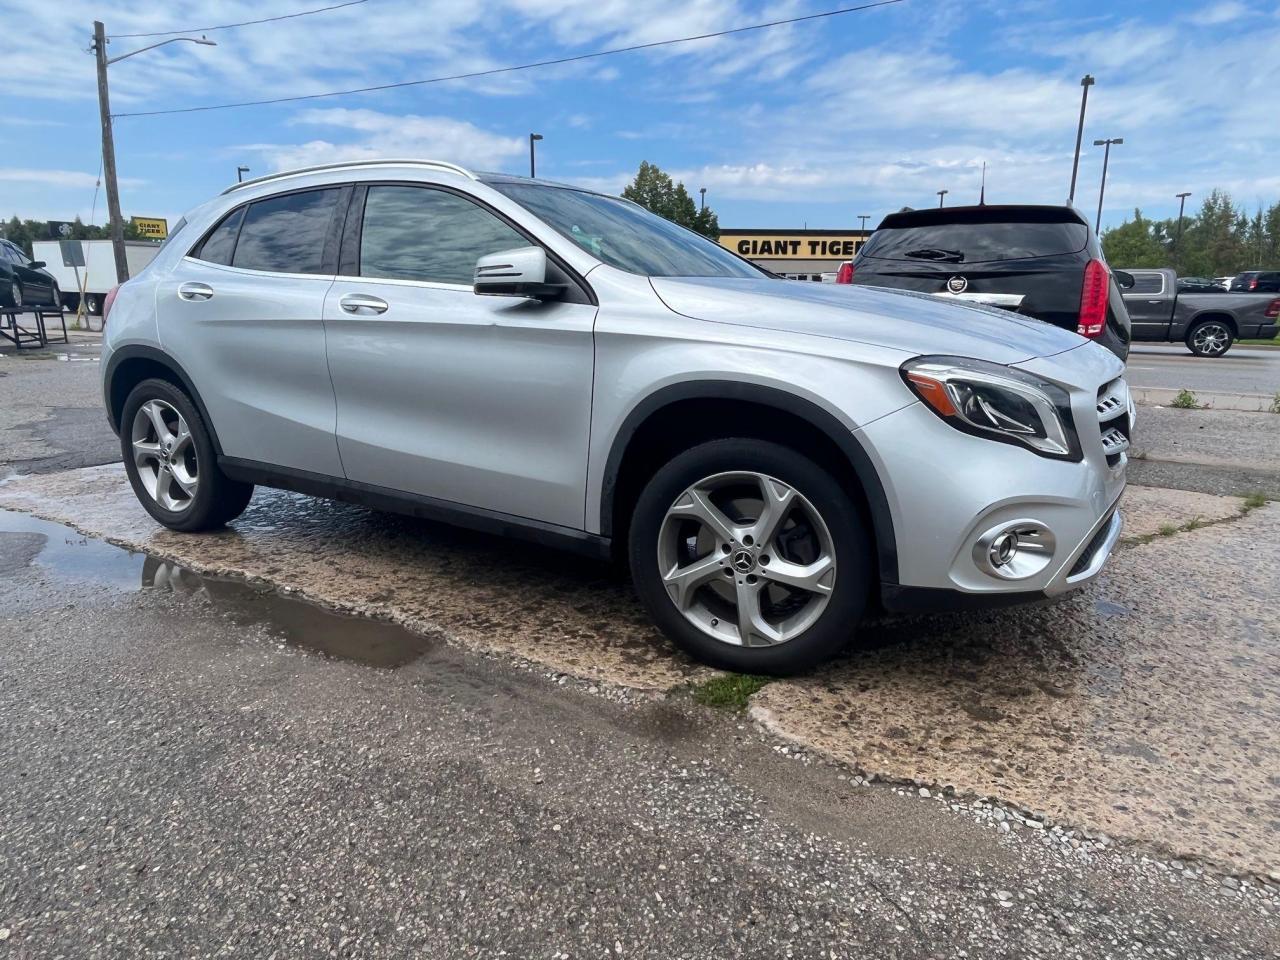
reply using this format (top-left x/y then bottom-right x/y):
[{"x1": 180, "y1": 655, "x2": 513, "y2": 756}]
[{"x1": 1118, "y1": 267, "x2": 1279, "y2": 356}]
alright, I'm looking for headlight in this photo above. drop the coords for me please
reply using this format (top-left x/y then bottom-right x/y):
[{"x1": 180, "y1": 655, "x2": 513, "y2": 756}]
[{"x1": 901, "y1": 356, "x2": 1081, "y2": 461}]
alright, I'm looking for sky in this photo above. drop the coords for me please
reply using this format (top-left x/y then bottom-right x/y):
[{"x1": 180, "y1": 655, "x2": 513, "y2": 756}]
[{"x1": 0, "y1": 0, "x2": 1277, "y2": 232}]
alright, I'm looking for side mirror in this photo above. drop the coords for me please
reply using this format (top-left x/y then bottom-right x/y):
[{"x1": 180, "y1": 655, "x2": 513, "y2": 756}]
[
  {"x1": 29, "y1": 260, "x2": 46, "y2": 270},
  {"x1": 474, "y1": 246, "x2": 566, "y2": 300},
  {"x1": 1113, "y1": 270, "x2": 1135, "y2": 290}
]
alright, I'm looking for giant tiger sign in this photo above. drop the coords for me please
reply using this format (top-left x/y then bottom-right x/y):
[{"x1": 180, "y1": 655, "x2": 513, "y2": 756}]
[{"x1": 718, "y1": 232, "x2": 866, "y2": 260}]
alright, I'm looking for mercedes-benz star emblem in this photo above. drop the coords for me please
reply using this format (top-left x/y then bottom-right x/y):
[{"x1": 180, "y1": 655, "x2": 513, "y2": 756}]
[
  {"x1": 946, "y1": 276, "x2": 968, "y2": 294},
  {"x1": 732, "y1": 550, "x2": 755, "y2": 573}
]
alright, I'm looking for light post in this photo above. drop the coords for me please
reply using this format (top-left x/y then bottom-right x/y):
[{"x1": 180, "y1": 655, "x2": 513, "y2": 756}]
[
  {"x1": 699, "y1": 187, "x2": 706, "y2": 212},
  {"x1": 92, "y1": 22, "x2": 215, "y2": 282},
  {"x1": 237, "y1": 165, "x2": 250, "y2": 183},
  {"x1": 1068, "y1": 74, "x2": 1095, "y2": 205},
  {"x1": 1175, "y1": 191, "x2": 1191, "y2": 250},
  {"x1": 1092, "y1": 137, "x2": 1123, "y2": 234},
  {"x1": 529, "y1": 133, "x2": 543, "y2": 178},
  {"x1": 937, "y1": 189, "x2": 948, "y2": 208}
]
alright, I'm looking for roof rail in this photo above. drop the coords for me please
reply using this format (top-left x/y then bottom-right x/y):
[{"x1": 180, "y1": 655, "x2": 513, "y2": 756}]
[{"x1": 222, "y1": 158, "x2": 477, "y2": 195}]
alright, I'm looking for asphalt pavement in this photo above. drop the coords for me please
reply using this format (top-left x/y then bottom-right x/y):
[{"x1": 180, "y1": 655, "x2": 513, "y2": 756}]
[{"x1": 1126, "y1": 344, "x2": 1280, "y2": 398}]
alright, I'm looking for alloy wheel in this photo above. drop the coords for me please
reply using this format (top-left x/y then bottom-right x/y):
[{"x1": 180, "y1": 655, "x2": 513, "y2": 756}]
[
  {"x1": 657, "y1": 471, "x2": 837, "y2": 648},
  {"x1": 1192, "y1": 323, "x2": 1230, "y2": 355},
  {"x1": 10, "y1": 282, "x2": 20, "y2": 309},
  {"x1": 131, "y1": 399, "x2": 198, "y2": 512}
]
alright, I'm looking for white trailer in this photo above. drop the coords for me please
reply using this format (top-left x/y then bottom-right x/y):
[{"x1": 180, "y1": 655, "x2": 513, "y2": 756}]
[{"x1": 31, "y1": 240, "x2": 162, "y2": 314}]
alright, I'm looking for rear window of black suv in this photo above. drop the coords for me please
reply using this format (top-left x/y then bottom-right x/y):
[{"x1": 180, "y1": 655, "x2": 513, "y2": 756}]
[{"x1": 862, "y1": 209, "x2": 1089, "y2": 264}]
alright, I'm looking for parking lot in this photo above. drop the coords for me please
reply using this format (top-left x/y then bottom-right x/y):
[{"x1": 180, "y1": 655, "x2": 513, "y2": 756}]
[{"x1": 1, "y1": 332, "x2": 1278, "y2": 956}]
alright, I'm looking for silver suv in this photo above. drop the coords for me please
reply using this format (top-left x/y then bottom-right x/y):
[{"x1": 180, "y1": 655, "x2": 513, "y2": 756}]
[{"x1": 102, "y1": 159, "x2": 1128, "y2": 674}]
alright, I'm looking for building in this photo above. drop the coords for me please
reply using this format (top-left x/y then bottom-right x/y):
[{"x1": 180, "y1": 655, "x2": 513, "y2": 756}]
[{"x1": 717, "y1": 228, "x2": 871, "y2": 280}]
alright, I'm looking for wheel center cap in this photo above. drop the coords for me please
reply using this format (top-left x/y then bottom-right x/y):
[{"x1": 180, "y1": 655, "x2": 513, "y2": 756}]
[{"x1": 732, "y1": 549, "x2": 756, "y2": 573}]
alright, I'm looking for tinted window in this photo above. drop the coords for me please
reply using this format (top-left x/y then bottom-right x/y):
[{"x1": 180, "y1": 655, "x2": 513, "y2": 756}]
[
  {"x1": 490, "y1": 181, "x2": 765, "y2": 279},
  {"x1": 861, "y1": 221, "x2": 1088, "y2": 264},
  {"x1": 359, "y1": 186, "x2": 526, "y2": 285},
  {"x1": 1129, "y1": 273, "x2": 1164, "y2": 294},
  {"x1": 194, "y1": 207, "x2": 245, "y2": 265},
  {"x1": 232, "y1": 189, "x2": 339, "y2": 274}
]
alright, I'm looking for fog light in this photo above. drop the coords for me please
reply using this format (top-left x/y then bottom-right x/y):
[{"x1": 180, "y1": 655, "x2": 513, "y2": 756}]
[{"x1": 973, "y1": 520, "x2": 1056, "y2": 581}]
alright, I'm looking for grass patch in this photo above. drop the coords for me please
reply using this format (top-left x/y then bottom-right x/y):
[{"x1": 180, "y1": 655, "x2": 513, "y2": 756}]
[
  {"x1": 1158, "y1": 523, "x2": 1178, "y2": 537},
  {"x1": 1127, "y1": 493, "x2": 1274, "y2": 545},
  {"x1": 1170, "y1": 388, "x2": 1200, "y2": 409},
  {"x1": 1242, "y1": 492, "x2": 1270, "y2": 512},
  {"x1": 692, "y1": 673, "x2": 772, "y2": 710},
  {"x1": 1270, "y1": 392, "x2": 1280, "y2": 415}
]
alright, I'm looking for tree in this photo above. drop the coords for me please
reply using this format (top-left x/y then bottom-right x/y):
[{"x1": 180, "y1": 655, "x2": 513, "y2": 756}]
[
  {"x1": 622, "y1": 161, "x2": 719, "y2": 239},
  {"x1": 1101, "y1": 209, "x2": 1165, "y2": 267}
]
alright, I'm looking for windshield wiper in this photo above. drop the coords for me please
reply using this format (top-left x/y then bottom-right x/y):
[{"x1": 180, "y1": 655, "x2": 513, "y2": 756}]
[{"x1": 902, "y1": 247, "x2": 965, "y2": 263}]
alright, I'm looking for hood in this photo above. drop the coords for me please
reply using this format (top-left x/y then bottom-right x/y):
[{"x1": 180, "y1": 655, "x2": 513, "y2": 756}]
[{"x1": 649, "y1": 276, "x2": 1085, "y2": 365}]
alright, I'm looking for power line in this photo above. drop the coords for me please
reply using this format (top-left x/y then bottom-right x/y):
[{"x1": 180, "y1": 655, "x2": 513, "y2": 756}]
[
  {"x1": 111, "y1": 0, "x2": 369, "y2": 39},
  {"x1": 113, "y1": 0, "x2": 903, "y2": 118}
]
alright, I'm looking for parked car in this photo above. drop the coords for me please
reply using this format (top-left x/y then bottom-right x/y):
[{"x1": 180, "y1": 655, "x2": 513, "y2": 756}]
[
  {"x1": 1228, "y1": 270, "x2": 1280, "y2": 293},
  {"x1": 101, "y1": 159, "x2": 1128, "y2": 674},
  {"x1": 1212, "y1": 276, "x2": 1235, "y2": 291},
  {"x1": 838, "y1": 205, "x2": 1130, "y2": 361},
  {"x1": 0, "y1": 237, "x2": 61, "y2": 310},
  {"x1": 1118, "y1": 267, "x2": 1279, "y2": 356},
  {"x1": 1176, "y1": 276, "x2": 1225, "y2": 293}
]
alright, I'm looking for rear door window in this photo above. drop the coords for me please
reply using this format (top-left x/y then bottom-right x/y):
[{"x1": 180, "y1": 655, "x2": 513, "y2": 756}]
[
  {"x1": 861, "y1": 221, "x2": 1088, "y2": 264},
  {"x1": 232, "y1": 188, "x2": 341, "y2": 275},
  {"x1": 1128, "y1": 273, "x2": 1164, "y2": 294},
  {"x1": 193, "y1": 207, "x2": 245, "y2": 265}
]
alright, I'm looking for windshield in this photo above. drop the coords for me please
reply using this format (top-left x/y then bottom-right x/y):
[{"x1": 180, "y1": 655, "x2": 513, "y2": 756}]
[{"x1": 489, "y1": 181, "x2": 765, "y2": 279}]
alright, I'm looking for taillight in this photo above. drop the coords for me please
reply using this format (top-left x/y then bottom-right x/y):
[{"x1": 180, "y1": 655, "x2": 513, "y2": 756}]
[
  {"x1": 835, "y1": 261, "x2": 854, "y2": 284},
  {"x1": 1077, "y1": 258, "x2": 1109, "y2": 338},
  {"x1": 1265, "y1": 298, "x2": 1280, "y2": 319},
  {"x1": 102, "y1": 285, "x2": 120, "y2": 324},
  {"x1": 1249, "y1": 278, "x2": 1259, "y2": 291}
]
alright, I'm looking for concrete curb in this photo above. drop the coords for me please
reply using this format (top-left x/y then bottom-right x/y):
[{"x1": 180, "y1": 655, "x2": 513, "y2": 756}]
[{"x1": 1132, "y1": 387, "x2": 1277, "y2": 413}]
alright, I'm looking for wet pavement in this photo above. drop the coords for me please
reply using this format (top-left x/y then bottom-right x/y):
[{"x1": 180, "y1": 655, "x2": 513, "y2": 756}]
[
  {"x1": 1, "y1": 503, "x2": 1278, "y2": 958},
  {"x1": 1, "y1": 466, "x2": 1277, "y2": 879}
]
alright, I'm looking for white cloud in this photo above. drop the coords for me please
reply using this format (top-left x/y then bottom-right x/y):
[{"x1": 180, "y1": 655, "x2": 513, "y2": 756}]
[
  {"x1": 1186, "y1": 1, "x2": 1252, "y2": 25},
  {"x1": 244, "y1": 108, "x2": 525, "y2": 172},
  {"x1": 0, "y1": 168, "x2": 142, "y2": 188}
]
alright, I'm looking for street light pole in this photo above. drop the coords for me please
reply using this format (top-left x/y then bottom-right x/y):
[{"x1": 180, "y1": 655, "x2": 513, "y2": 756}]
[
  {"x1": 1175, "y1": 191, "x2": 1191, "y2": 249},
  {"x1": 858, "y1": 214, "x2": 869, "y2": 232},
  {"x1": 699, "y1": 187, "x2": 706, "y2": 212},
  {"x1": 1092, "y1": 137, "x2": 1123, "y2": 235},
  {"x1": 529, "y1": 133, "x2": 543, "y2": 178},
  {"x1": 237, "y1": 165, "x2": 250, "y2": 183},
  {"x1": 91, "y1": 23, "x2": 216, "y2": 284},
  {"x1": 1068, "y1": 74, "x2": 1095, "y2": 205},
  {"x1": 937, "y1": 190, "x2": 948, "y2": 208}
]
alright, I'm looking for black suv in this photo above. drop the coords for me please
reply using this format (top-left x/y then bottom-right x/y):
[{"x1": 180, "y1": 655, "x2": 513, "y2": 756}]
[
  {"x1": 1229, "y1": 271, "x2": 1280, "y2": 293},
  {"x1": 0, "y1": 238, "x2": 61, "y2": 311},
  {"x1": 841, "y1": 205, "x2": 1130, "y2": 361}
]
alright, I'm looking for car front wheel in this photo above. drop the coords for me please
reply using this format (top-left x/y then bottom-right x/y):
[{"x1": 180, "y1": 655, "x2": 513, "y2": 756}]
[
  {"x1": 629, "y1": 438, "x2": 870, "y2": 675},
  {"x1": 1187, "y1": 319, "x2": 1233, "y2": 357},
  {"x1": 121, "y1": 378, "x2": 254, "y2": 532}
]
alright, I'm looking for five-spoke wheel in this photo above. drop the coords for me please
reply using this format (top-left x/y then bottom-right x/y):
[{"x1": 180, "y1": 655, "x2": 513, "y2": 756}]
[
  {"x1": 131, "y1": 398, "x2": 199, "y2": 513},
  {"x1": 631, "y1": 438, "x2": 869, "y2": 674}
]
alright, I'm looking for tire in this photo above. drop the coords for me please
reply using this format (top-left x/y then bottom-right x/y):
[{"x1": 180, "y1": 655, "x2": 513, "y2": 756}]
[
  {"x1": 9, "y1": 280, "x2": 22, "y2": 310},
  {"x1": 1186, "y1": 319, "x2": 1233, "y2": 357},
  {"x1": 63, "y1": 292, "x2": 80, "y2": 313},
  {"x1": 85, "y1": 293, "x2": 101, "y2": 315},
  {"x1": 628, "y1": 438, "x2": 871, "y2": 675},
  {"x1": 120, "y1": 378, "x2": 254, "y2": 532},
  {"x1": 49, "y1": 284, "x2": 61, "y2": 310}
]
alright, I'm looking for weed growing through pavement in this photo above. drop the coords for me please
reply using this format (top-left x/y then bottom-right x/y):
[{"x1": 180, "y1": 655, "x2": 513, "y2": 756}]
[
  {"x1": 1170, "y1": 388, "x2": 1200, "y2": 409},
  {"x1": 1269, "y1": 392, "x2": 1280, "y2": 415},
  {"x1": 692, "y1": 673, "x2": 772, "y2": 710}
]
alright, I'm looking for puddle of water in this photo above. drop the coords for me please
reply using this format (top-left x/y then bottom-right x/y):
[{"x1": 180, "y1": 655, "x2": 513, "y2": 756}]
[{"x1": 0, "y1": 508, "x2": 433, "y2": 669}]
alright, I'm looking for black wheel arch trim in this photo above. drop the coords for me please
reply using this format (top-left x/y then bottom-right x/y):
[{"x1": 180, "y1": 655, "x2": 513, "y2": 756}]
[
  {"x1": 1186, "y1": 313, "x2": 1238, "y2": 336},
  {"x1": 103, "y1": 344, "x2": 224, "y2": 457},
  {"x1": 598, "y1": 380, "x2": 900, "y2": 586}
]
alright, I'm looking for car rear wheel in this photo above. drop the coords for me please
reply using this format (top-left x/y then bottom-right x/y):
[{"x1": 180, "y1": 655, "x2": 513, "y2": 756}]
[
  {"x1": 1186, "y1": 319, "x2": 1233, "y2": 357},
  {"x1": 85, "y1": 293, "x2": 101, "y2": 315},
  {"x1": 121, "y1": 378, "x2": 254, "y2": 532},
  {"x1": 629, "y1": 438, "x2": 870, "y2": 675}
]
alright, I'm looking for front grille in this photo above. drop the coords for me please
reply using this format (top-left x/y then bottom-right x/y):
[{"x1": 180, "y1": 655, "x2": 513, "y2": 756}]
[{"x1": 1096, "y1": 378, "x2": 1131, "y2": 468}]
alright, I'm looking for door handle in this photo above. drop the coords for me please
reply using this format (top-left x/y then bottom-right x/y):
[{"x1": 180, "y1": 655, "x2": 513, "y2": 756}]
[
  {"x1": 178, "y1": 282, "x2": 214, "y2": 302},
  {"x1": 339, "y1": 293, "x2": 389, "y2": 315}
]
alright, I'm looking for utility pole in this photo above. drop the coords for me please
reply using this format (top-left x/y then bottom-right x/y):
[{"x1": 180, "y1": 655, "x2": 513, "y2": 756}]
[
  {"x1": 1093, "y1": 137, "x2": 1123, "y2": 234},
  {"x1": 937, "y1": 189, "x2": 948, "y2": 208},
  {"x1": 1068, "y1": 74, "x2": 1095, "y2": 205},
  {"x1": 1174, "y1": 191, "x2": 1191, "y2": 250},
  {"x1": 92, "y1": 21, "x2": 129, "y2": 284},
  {"x1": 529, "y1": 133, "x2": 543, "y2": 178},
  {"x1": 858, "y1": 214, "x2": 869, "y2": 232},
  {"x1": 91, "y1": 23, "x2": 215, "y2": 284}
]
